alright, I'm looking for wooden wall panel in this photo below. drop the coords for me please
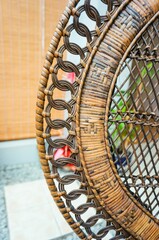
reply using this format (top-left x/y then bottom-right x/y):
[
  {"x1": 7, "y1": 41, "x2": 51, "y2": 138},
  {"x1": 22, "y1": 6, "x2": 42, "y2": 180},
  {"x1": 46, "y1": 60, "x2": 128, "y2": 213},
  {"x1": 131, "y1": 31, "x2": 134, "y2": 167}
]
[{"x1": 0, "y1": 0, "x2": 67, "y2": 141}]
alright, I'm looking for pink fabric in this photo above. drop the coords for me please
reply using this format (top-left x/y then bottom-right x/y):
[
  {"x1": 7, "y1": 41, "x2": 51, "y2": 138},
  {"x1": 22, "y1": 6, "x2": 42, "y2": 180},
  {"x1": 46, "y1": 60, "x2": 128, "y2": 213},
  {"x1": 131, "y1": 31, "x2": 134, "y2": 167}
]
[
  {"x1": 54, "y1": 146, "x2": 76, "y2": 171},
  {"x1": 66, "y1": 72, "x2": 75, "y2": 84},
  {"x1": 54, "y1": 72, "x2": 76, "y2": 171}
]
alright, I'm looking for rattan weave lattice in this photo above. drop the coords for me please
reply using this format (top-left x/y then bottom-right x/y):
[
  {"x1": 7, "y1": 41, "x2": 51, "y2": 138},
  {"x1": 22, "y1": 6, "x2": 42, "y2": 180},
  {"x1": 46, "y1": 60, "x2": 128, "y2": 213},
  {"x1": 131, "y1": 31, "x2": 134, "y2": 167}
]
[{"x1": 36, "y1": 0, "x2": 159, "y2": 239}]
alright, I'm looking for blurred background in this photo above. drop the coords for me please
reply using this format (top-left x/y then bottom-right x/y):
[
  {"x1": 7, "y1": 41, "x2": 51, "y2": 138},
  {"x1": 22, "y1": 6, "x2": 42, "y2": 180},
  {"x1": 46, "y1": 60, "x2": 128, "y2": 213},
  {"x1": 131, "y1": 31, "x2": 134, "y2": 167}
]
[{"x1": 0, "y1": 0, "x2": 68, "y2": 162}]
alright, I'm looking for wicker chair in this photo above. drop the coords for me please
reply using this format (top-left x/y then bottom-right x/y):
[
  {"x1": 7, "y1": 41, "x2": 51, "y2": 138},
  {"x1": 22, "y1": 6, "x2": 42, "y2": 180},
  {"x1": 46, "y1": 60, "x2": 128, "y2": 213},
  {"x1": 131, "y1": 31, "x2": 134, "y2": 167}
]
[{"x1": 36, "y1": 1, "x2": 159, "y2": 239}]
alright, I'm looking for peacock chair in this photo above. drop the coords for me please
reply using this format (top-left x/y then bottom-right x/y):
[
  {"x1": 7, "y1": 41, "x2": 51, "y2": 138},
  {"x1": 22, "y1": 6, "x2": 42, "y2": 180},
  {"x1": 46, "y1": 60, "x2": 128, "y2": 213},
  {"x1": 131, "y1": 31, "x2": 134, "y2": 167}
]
[{"x1": 36, "y1": 0, "x2": 159, "y2": 239}]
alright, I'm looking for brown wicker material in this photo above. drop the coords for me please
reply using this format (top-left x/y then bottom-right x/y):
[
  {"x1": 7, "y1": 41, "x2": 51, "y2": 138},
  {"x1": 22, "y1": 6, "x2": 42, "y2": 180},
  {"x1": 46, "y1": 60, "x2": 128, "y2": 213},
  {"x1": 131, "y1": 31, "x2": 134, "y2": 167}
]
[{"x1": 36, "y1": 0, "x2": 159, "y2": 239}]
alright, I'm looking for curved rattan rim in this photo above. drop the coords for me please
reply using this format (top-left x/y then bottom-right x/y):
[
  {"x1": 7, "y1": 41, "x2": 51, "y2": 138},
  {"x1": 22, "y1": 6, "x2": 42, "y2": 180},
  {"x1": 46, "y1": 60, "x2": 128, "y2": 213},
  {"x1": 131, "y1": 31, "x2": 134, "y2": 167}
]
[
  {"x1": 76, "y1": 0, "x2": 159, "y2": 239},
  {"x1": 36, "y1": 1, "x2": 87, "y2": 238},
  {"x1": 105, "y1": 9, "x2": 159, "y2": 222},
  {"x1": 36, "y1": 0, "x2": 159, "y2": 239},
  {"x1": 36, "y1": 1, "x2": 130, "y2": 239}
]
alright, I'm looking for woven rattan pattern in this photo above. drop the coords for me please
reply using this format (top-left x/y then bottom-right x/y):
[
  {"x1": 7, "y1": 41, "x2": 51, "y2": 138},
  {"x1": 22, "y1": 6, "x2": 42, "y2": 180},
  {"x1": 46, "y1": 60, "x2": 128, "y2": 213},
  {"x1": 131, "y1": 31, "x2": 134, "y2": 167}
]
[
  {"x1": 36, "y1": 0, "x2": 133, "y2": 239},
  {"x1": 76, "y1": 0, "x2": 159, "y2": 239},
  {"x1": 108, "y1": 16, "x2": 159, "y2": 219},
  {"x1": 36, "y1": 0, "x2": 159, "y2": 239}
]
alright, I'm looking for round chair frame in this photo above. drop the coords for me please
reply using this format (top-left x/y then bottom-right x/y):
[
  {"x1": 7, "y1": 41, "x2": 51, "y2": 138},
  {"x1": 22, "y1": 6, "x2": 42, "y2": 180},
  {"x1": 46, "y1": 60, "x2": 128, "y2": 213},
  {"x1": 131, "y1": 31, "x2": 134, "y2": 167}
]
[{"x1": 36, "y1": 1, "x2": 159, "y2": 239}]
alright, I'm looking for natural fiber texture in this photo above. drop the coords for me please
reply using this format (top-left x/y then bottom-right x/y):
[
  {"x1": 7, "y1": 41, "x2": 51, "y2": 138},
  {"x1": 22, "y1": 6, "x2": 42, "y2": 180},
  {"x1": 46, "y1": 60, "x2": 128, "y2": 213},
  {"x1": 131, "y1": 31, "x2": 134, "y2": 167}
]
[
  {"x1": 0, "y1": 0, "x2": 66, "y2": 141},
  {"x1": 36, "y1": 0, "x2": 159, "y2": 239}
]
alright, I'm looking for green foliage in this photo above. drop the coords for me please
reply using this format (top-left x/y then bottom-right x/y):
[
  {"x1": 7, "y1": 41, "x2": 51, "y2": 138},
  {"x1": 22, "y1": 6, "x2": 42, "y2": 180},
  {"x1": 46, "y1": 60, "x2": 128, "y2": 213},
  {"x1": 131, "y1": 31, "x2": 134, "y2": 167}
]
[
  {"x1": 140, "y1": 61, "x2": 154, "y2": 78},
  {"x1": 110, "y1": 61, "x2": 155, "y2": 148},
  {"x1": 110, "y1": 98, "x2": 134, "y2": 148}
]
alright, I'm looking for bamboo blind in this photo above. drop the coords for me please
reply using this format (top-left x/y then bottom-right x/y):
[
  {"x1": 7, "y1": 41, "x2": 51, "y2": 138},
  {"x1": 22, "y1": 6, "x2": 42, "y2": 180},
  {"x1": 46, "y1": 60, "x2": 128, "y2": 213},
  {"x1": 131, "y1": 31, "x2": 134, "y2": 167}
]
[{"x1": 0, "y1": 0, "x2": 67, "y2": 141}]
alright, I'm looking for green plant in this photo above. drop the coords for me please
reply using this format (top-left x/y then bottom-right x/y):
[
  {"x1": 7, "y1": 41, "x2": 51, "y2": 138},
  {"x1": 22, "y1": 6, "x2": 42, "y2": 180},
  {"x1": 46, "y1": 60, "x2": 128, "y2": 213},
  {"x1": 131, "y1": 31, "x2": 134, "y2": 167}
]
[
  {"x1": 130, "y1": 61, "x2": 155, "y2": 95},
  {"x1": 110, "y1": 94, "x2": 136, "y2": 151},
  {"x1": 110, "y1": 60, "x2": 158, "y2": 166},
  {"x1": 110, "y1": 61, "x2": 157, "y2": 151}
]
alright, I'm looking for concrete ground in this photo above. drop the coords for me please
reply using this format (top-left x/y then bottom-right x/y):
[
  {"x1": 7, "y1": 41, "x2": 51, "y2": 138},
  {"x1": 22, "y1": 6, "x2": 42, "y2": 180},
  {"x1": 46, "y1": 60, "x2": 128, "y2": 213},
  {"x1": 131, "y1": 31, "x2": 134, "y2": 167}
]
[
  {"x1": 0, "y1": 163, "x2": 76, "y2": 240},
  {"x1": 0, "y1": 163, "x2": 114, "y2": 240}
]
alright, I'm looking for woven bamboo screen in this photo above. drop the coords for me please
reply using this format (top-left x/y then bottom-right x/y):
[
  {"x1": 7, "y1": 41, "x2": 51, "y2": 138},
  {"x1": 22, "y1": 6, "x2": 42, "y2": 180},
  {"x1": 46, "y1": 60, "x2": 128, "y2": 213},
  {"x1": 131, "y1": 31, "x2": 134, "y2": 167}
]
[{"x1": 0, "y1": 0, "x2": 67, "y2": 141}]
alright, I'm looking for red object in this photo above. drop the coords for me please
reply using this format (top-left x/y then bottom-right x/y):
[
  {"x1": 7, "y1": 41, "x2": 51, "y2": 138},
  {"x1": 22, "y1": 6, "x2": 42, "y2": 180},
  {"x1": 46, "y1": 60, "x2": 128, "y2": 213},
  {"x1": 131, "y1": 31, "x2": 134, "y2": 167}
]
[
  {"x1": 54, "y1": 146, "x2": 76, "y2": 171},
  {"x1": 66, "y1": 72, "x2": 75, "y2": 84}
]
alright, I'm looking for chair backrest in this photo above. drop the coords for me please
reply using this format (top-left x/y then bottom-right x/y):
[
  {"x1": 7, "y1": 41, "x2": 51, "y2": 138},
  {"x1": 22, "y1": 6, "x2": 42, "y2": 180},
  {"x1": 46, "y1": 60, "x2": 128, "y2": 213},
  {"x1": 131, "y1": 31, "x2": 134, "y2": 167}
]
[{"x1": 36, "y1": 0, "x2": 159, "y2": 239}]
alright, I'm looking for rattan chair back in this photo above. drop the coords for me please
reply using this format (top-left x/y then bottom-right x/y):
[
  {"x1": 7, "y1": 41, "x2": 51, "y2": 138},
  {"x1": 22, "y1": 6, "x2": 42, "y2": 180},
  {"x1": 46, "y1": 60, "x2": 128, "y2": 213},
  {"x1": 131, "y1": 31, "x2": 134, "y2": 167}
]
[{"x1": 36, "y1": 1, "x2": 159, "y2": 239}]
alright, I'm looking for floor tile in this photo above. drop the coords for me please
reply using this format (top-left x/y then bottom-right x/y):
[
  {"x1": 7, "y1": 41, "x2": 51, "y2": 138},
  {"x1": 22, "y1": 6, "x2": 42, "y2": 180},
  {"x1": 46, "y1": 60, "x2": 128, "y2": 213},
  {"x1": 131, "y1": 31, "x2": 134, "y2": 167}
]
[{"x1": 5, "y1": 179, "x2": 72, "y2": 240}]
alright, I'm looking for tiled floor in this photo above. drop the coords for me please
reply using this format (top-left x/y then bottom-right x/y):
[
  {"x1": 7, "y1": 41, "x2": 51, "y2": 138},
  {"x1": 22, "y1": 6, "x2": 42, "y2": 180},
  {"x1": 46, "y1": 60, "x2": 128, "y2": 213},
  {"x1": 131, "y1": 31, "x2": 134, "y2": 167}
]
[
  {"x1": 5, "y1": 180, "x2": 72, "y2": 240},
  {"x1": 2, "y1": 165, "x2": 114, "y2": 240},
  {"x1": 5, "y1": 179, "x2": 115, "y2": 240}
]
